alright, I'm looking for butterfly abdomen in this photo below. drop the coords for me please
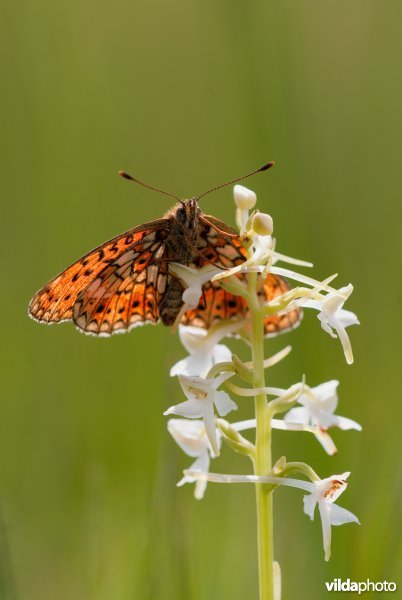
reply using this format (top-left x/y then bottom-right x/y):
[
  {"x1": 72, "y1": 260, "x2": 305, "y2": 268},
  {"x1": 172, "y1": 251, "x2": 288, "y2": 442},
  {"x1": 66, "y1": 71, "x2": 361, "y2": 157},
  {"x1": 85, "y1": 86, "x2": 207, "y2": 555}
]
[{"x1": 159, "y1": 276, "x2": 186, "y2": 326}]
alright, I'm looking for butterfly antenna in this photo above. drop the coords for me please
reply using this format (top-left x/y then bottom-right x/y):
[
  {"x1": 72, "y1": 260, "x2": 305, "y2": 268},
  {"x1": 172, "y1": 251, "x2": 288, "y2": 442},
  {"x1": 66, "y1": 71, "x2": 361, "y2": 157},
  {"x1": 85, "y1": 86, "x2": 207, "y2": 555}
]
[
  {"x1": 119, "y1": 170, "x2": 181, "y2": 203},
  {"x1": 197, "y1": 161, "x2": 275, "y2": 201}
]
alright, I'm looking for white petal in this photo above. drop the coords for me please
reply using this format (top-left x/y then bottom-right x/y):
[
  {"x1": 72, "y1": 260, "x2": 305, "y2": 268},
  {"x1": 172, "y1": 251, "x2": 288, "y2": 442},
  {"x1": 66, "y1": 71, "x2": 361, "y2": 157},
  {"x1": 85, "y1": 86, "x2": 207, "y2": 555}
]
[
  {"x1": 192, "y1": 453, "x2": 211, "y2": 500},
  {"x1": 177, "y1": 453, "x2": 209, "y2": 484},
  {"x1": 317, "y1": 395, "x2": 338, "y2": 415},
  {"x1": 170, "y1": 354, "x2": 210, "y2": 378},
  {"x1": 335, "y1": 415, "x2": 362, "y2": 431},
  {"x1": 170, "y1": 264, "x2": 223, "y2": 308},
  {"x1": 192, "y1": 451, "x2": 211, "y2": 474},
  {"x1": 164, "y1": 398, "x2": 203, "y2": 418},
  {"x1": 318, "y1": 502, "x2": 332, "y2": 561},
  {"x1": 201, "y1": 402, "x2": 219, "y2": 456},
  {"x1": 273, "y1": 561, "x2": 281, "y2": 600},
  {"x1": 175, "y1": 344, "x2": 230, "y2": 379},
  {"x1": 172, "y1": 325, "x2": 234, "y2": 378},
  {"x1": 284, "y1": 406, "x2": 310, "y2": 425},
  {"x1": 327, "y1": 503, "x2": 360, "y2": 526},
  {"x1": 212, "y1": 343, "x2": 232, "y2": 365},
  {"x1": 194, "y1": 478, "x2": 208, "y2": 500},
  {"x1": 318, "y1": 313, "x2": 337, "y2": 338},
  {"x1": 313, "y1": 380, "x2": 339, "y2": 408},
  {"x1": 178, "y1": 374, "x2": 210, "y2": 399},
  {"x1": 182, "y1": 284, "x2": 202, "y2": 308},
  {"x1": 177, "y1": 325, "x2": 207, "y2": 354},
  {"x1": 170, "y1": 356, "x2": 194, "y2": 377},
  {"x1": 313, "y1": 429, "x2": 337, "y2": 455},
  {"x1": 318, "y1": 472, "x2": 350, "y2": 503},
  {"x1": 338, "y1": 308, "x2": 360, "y2": 328},
  {"x1": 178, "y1": 453, "x2": 212, "y2": 500},
  {"x1": 324, "y1": 294, "x2": 345, "y2": 314},
  {"x1": 167, "y1": 419, "x2": 208, "y2": 457},
  {"x1": 213, "y1": 390, "x2": 238, "y2": 416},
  {"x1": 314, "y1": 409, "x2": 340, "y2": 429},
  {"x1": 302, "y1": 299, "x2": 323, "y2": 312},
  {"x1": 303, "y1": 493, "x2": 317, "y2": 520},
  {"x1": 335, "y1": 323, "x2": 354, "y2": 365}
]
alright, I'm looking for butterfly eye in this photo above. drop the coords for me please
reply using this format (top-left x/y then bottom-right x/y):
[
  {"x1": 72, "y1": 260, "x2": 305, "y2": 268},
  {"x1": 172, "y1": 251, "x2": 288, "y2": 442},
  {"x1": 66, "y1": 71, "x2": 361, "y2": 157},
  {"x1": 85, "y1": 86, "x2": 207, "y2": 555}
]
[{"x1": 176, "y1": 207, "x2": 187, "y2": 223}]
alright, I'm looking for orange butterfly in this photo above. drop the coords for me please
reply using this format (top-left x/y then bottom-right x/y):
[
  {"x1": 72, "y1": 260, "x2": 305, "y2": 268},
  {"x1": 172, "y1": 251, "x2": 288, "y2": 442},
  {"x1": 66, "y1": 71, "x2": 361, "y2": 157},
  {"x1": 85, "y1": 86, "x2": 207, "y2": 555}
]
[{"x1": 29, "y1": 163, "x2": 301, "y2": 336}]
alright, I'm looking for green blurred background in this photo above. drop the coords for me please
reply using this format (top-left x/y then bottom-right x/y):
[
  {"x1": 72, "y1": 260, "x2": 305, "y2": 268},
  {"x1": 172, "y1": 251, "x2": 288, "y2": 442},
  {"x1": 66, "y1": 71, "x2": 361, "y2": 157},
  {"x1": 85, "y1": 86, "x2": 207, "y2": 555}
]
[{"x1": 1, "y1": 1, "x2": 401, "y2": 598}]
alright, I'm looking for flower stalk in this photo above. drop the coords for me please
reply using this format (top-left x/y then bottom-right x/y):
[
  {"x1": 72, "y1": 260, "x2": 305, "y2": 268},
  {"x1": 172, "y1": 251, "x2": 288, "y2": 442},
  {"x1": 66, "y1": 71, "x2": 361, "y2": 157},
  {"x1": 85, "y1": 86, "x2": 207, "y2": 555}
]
[{"x1": 248, "y1": 270, "x2": 275, "y2": 600}]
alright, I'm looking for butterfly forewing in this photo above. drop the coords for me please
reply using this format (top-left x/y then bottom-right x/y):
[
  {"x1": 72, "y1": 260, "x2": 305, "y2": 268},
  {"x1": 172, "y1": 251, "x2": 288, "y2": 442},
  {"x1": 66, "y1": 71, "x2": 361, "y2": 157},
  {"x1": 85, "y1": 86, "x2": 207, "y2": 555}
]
[{"x1": 29, "y1": 219, "x2": 169, "y2": 333}]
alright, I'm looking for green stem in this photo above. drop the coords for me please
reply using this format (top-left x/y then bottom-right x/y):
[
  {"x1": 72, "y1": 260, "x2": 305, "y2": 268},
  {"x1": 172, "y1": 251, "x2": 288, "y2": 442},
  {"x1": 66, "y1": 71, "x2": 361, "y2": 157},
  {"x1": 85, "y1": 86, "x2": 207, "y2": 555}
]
[{"x1": 249, "y1": 273, "x2": 274, "y2": 600}]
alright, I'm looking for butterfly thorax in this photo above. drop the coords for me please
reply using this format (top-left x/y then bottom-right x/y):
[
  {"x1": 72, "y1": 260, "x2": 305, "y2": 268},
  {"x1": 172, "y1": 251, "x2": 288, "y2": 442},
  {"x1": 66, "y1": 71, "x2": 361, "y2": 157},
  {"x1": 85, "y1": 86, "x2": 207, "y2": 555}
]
[{"x1": 164, "y1": 198, "x2": 201, "y2": 262}]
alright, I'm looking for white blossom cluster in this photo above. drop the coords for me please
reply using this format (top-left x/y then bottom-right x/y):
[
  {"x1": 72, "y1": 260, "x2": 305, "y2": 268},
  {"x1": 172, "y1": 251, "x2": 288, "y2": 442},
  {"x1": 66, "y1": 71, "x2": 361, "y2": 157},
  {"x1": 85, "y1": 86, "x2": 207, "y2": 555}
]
[{"x1": 163, "y1": 185, "x2": 360, "y2": 562}]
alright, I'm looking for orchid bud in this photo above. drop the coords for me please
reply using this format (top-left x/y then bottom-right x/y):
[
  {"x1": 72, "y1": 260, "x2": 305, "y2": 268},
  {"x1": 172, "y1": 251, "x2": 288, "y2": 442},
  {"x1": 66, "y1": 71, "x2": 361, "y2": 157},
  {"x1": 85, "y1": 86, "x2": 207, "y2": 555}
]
[
  {"x1": 233, "y1": 185, "x2": 257, "y2": 209},
  {"x1": 252, "y1": 212, "x2": 274, "y2": 236}
]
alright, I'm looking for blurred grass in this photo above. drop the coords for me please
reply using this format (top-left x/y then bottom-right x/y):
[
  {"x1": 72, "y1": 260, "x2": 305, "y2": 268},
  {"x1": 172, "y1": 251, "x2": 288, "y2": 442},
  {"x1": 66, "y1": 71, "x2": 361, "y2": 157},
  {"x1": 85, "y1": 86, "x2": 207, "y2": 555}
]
[{"x1": 0, "y1": 0, "x2": 401, "y2": 598}]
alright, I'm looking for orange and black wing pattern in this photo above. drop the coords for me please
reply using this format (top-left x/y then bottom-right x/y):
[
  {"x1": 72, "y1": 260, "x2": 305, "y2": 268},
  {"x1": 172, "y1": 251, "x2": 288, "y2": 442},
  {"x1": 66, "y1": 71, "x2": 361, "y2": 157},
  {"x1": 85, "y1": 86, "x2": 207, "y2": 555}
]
[
  {"x1": 181, "y1": 216, "x2": 302, "y2": 336},
  {"x1": 29, "y1": 220, "x2": 170, "y2": 335}
]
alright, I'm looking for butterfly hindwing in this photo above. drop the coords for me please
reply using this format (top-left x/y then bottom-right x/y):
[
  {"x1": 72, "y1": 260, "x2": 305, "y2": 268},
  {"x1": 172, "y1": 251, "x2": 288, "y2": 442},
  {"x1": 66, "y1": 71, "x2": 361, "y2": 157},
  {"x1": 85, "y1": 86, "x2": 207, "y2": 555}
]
[
  {"x1": 182, "y1": 216, "x2": 302, "y2": 335},
  {"x1": 73, "y1": 241, "x2": 167, "y2": 335},
  {"x1": 259, "y1": 274, "x2": 302, "y2": 335}
]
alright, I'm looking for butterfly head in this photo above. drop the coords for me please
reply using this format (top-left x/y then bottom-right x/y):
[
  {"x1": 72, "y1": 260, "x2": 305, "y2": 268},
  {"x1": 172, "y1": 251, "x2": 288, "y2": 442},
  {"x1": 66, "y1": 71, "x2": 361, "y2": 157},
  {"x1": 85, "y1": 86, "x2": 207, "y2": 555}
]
[{"x1": 174, "y1": 198, "x2": 201, "y2": 238}]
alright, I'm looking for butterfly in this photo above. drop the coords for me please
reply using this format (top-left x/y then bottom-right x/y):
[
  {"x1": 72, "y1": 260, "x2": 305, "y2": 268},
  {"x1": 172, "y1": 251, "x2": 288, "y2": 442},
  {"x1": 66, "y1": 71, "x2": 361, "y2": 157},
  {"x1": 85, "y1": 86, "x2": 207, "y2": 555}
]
[{"x1": 29, "y1": 163, "x2": 301, "y2": 337}]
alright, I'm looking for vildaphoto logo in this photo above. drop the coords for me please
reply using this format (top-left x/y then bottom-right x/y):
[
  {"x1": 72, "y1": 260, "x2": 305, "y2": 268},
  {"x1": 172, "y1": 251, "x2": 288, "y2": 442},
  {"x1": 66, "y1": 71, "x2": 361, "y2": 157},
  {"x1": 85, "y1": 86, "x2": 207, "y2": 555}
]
[{"x1": 325, "y1": 579, "x2": 397, "y2": 594}]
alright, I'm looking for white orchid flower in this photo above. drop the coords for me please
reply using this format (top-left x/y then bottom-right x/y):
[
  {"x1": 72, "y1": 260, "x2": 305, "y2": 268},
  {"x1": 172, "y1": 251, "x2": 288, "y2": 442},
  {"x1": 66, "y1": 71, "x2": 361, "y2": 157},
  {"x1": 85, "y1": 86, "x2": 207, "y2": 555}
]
[
  {"x1": 169, "y1": 263, "x2": 223, "y2": 310},
  {"x1": 167, "y1": 418, "x2": 218, "y2": 500},
  {"x1": 302, "y1": 472, "x2": 360, "y2": 561},
  {"x1": 170, "y1": 322, "x2": 242, "y2": 378},
  {"x1": 284, "y1": 380, "x2": 362, "y2": 435},
  {"x1": 302, "y1": 284, "x2": 359, "y2": 364},
  {"x1": 184, "y1": 470, "x2": 359, "y2": 561},
  {"x1": 164, "y1": 372, "x2": 237, "y2": 455}
]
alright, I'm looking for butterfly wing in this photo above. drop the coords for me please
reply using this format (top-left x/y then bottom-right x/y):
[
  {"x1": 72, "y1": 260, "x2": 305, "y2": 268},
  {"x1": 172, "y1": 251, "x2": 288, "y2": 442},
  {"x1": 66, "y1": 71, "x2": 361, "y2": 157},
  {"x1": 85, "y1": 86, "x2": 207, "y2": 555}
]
[
  {"x1": 29, "y1": 219, "x2": 170, "y2": 335},
  {"x1": 258, "y1": 274, "x2": 302, "y2": 335},
  {"x1": 181, "y1": 215, "x2": 302, "y2": 336}
]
